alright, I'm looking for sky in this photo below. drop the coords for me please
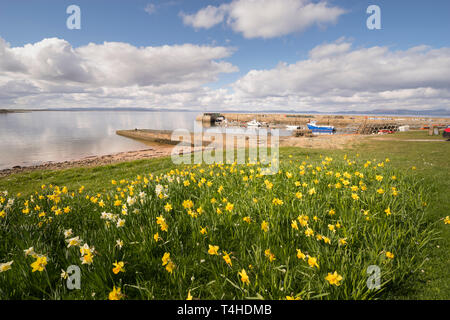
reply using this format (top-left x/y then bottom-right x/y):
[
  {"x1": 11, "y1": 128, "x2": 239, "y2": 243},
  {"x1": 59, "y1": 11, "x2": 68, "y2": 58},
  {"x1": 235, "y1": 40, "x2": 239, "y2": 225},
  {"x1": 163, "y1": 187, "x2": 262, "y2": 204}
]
[{"x1": 0, "y1": 0, "x2": 449, "y2": 113}]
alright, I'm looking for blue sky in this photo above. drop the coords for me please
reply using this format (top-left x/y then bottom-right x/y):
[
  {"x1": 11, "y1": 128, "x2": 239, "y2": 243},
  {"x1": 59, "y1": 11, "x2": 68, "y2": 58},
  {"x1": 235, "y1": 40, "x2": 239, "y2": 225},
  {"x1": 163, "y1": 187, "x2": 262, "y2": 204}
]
[{"x1": 0, "y1": 0, "x2": 449, "y2": 112}]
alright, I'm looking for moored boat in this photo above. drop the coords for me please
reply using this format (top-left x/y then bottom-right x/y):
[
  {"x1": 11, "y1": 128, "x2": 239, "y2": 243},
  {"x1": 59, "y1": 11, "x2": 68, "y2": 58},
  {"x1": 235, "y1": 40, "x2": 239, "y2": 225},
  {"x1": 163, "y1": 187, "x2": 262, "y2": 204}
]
[
  {"x1": 247, "y1": 119, "x2": 262, "y2": 128},
  {"x1": 306, "y1": 121, "x2": 335, "y2": 134}
]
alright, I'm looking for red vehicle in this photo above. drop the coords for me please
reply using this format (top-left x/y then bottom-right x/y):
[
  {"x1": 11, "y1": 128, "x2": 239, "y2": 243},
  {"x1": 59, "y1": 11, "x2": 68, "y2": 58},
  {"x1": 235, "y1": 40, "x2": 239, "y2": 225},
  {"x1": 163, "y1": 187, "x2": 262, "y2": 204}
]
[
  {"x1": 378, "y1": 129, "x2": 394, "y2": 134},
  {"x1": 443, "y1": 126, "x2": 450, "y2": 139}
]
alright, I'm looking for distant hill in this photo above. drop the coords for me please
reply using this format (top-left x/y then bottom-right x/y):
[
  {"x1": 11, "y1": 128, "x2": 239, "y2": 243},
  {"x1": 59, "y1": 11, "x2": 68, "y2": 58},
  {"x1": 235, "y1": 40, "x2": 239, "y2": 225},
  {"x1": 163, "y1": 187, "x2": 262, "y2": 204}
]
[
  {"x1": 30, "y1": 107, "x2": 192, "y2": 112},
  {"x1": 2, "y1": 107, "x2": 448, "y2": 117},
  {"x1": 218, "y1": 108, "x2": 450, "y2": 117},
  {"x1": 0, "y1": 109, "x2": 30, "y2": 113}
]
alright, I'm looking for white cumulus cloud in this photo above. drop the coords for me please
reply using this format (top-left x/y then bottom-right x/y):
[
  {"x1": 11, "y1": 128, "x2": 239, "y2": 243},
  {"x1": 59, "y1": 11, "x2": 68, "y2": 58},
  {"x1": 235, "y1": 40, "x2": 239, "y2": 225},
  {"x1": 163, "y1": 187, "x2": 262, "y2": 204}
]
[
  {"x1": 0, "y1": 37, "x2": 238, "y2": 108},
  {"x1": 181, "y1": 0, "x2": 346, "y2": 39},
  {"x1": 1, "y1": 37, "x2": 450, "y2": 113},
  {"x1": 229, "y1": 40, "x2": 450, "y2": 112},
  {"x1": 180, "y1": 4, "x2": 229, "y2": 29}
]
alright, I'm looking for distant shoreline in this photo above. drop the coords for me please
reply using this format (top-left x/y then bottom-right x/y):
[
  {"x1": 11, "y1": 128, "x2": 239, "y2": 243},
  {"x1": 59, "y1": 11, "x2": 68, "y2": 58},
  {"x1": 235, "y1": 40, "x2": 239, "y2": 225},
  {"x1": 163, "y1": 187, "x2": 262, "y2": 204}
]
[{"x1": 0, "y1": 109, "x2": 31, "y2": 114}]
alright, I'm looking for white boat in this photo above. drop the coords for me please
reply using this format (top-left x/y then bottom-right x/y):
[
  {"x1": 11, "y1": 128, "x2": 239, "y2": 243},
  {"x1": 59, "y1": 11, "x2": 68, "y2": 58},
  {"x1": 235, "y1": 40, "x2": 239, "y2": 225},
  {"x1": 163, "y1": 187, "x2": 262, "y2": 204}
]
[
  {"x1": 286, "y1": 125, "x2": 301, "y2": 130},
  {"x1": 217, "y1": 118, "x2": 228, "y2": 127},
  {"x1": 247, "y1": 119, "x2": 262, "y2": 128}
]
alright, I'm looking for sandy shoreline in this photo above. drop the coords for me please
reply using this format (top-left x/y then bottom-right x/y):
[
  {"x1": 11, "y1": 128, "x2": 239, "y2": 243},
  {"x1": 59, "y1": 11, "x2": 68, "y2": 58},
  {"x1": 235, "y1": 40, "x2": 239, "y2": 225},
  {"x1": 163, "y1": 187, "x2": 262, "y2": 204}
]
[
  {"x1": 0, "y1": 146, "x2": 175, "y2": 178},
  {"x1": 0, "y1": 133, "x2": 371, "y2": 177}
]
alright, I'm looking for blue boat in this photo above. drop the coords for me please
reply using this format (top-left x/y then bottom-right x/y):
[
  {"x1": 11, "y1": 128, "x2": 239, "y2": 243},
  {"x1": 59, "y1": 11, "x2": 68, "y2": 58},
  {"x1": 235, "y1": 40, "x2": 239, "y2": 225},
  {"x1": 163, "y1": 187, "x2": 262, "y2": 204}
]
[{"x1": 306, "y1": 121, "x2": 336, "y2": 134}]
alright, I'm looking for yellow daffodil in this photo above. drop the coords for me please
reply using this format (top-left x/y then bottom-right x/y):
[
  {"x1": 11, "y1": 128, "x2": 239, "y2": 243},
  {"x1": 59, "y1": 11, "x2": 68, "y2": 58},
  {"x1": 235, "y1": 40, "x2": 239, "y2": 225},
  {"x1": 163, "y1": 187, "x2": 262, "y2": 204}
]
[
  {"x1": 117, "y1": 218, "x2": 125, "y2": 227},
  {"x1": 261, "y1": 220, "x2": 269, "y2": 232},
  {"x1": 272, "y1": 198, "x2": 283, "y2": 206},
  {"x1": 162, "y1": 252, "x2": 171, "y2": 266},
  {"x1": 24, "y1": 247, "x2": 35, "y2": 256},
  {"x1": 325, "y1": 271, "x2": 343, "y2": 286},
  {"x1": 222, "y1": 251, "x2": 232, "y2": 266},
  {"x1": 81, "y1": 251, "x2": 94, "y2": 265},
  {"x1": 0, "y1": 261, "x2": 13, "y2": 272},
  {"x1": 60, "y1": 269, "x2": 69, "y2": 279},
  {"x1": 208, "y1": 245, "x2": 219, "y2": 255},
  {"x1": 296, "y1": 249, "x2": 306, "y2": 260},
  {"x1": 264, "y1": 249, "x2": 276, "y2": 262},
  {"x1": 165, "y1": 261, "x2": 175, "y2": 273},
  {"x1": 31, "y1": 255, "x2": 47, "y2": 272},
  {"x1": 112, "y1": 261, "x2": 125, "y2": 274},
  {"x1": 238, "y1": 269, "x2": 250, "y2": 285},
  {"x1": 225, "y1": 203, "x2": 234, "y2": 212},
  {"x1": 164, "y1": 203, "x2": 172, "y2": 212},
  {"x1": 67, "y1": 236, "x2": 82, "y2": 248},
  {"x1": 307, "y1": 256, "x2": 319, "y2": 269},
  {"x1": 64, "y1": 229, "x2": 73, "y2": 238},
  {"x1": 182, "y1": 199, "x2": 194, "y2": 209},
  {"x1": 264, "y1": 180, "x2": 273, "y2": 190},
  {"x1": 385, "y1": 207, "x2": 392, "y2": 216},
  {"x1": 108, "y1": 286, "x2": 124, "y2": 300},
  {"x1": 298, "y1": 215, "x2": 308, "y2": 227}
]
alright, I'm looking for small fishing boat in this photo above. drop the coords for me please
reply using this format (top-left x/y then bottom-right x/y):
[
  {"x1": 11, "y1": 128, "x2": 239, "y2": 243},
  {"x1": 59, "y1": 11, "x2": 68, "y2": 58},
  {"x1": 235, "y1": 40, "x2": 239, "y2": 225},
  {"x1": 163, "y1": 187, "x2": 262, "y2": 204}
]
[
  {"x1": 286, "y1": 125, "x2": 301, "y2": 130},
  {"x1": 306, "y1": 121, "x2": 335, "y2": 135},
  {"x1": 247, "y1": 119, "x2": 262, "y2": 128}
]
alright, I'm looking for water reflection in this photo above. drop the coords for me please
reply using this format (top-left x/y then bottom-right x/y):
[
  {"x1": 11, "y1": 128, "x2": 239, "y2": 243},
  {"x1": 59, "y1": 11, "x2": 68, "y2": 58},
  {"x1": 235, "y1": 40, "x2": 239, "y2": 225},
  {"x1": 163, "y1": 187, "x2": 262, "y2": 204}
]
[{"x1": 0, "y1": 111, "x2": 198, "y2": 169}]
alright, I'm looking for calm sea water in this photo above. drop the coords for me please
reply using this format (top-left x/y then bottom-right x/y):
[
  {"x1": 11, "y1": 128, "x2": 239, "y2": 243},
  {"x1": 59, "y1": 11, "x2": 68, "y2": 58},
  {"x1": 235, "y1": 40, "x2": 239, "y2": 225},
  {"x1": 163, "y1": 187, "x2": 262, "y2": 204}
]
[{"x1": 0, "y1": 111, "x2": 199, "y2": 170}]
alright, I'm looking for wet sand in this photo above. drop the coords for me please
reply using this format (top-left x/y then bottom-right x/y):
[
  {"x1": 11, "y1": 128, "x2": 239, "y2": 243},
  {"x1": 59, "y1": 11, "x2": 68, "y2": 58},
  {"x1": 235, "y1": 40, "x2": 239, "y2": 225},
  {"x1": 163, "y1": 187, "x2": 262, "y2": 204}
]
[{"x1": 0, "y1": 146, "x2": 175, "y2": 177}]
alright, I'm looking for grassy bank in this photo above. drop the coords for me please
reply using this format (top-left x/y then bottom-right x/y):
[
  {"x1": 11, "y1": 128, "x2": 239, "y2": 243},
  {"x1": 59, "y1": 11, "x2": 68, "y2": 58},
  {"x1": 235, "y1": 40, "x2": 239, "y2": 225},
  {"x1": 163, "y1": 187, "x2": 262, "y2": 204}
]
[{"x1": 0, "y1": 131, "x2": 448, "y2": 299}]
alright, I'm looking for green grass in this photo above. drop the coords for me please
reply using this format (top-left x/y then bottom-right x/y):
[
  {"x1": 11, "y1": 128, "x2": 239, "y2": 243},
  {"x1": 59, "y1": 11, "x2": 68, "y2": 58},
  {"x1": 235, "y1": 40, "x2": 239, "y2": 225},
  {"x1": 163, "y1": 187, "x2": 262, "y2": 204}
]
[
  {"x1": 0, "y1": 130, "x2": 448, "y2": 300},
  {"x1": 0, "y1": 157, "x2": 177, "y2": 197}
]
